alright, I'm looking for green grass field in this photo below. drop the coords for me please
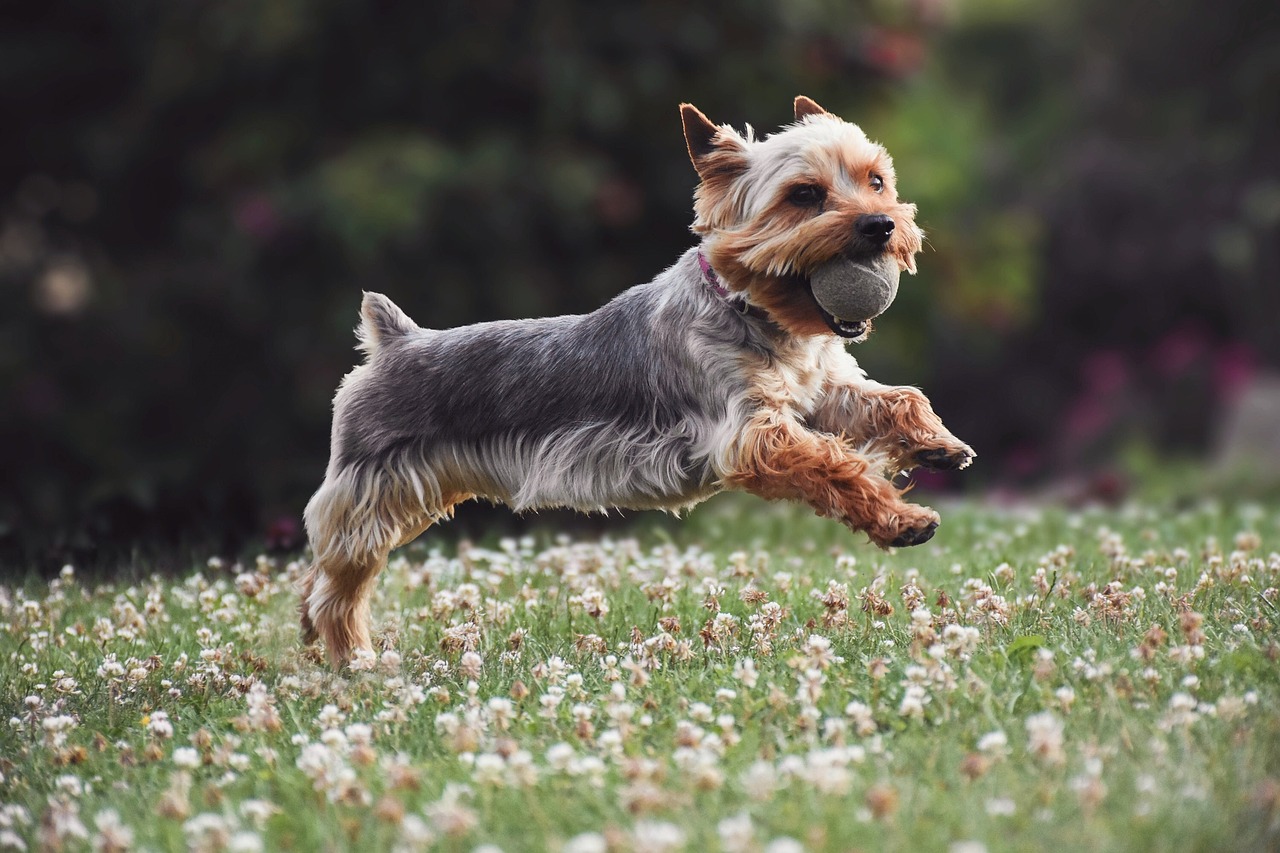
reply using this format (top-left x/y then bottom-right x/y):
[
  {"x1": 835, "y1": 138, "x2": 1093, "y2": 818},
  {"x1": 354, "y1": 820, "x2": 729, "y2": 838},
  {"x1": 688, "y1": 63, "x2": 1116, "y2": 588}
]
[{"x1": 2, "y1": 495, "x2": 1278, "y2": 852}]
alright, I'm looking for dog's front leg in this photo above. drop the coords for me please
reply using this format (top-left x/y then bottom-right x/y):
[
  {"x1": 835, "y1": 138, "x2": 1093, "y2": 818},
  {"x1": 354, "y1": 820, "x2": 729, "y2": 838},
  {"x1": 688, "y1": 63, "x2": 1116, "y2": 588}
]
[
  {"x1": 812, "y1": 379, "x2": 975, "y2": 475},
  {"x1": 726, "y1": 411, "x2": 941, "y2": 548}
]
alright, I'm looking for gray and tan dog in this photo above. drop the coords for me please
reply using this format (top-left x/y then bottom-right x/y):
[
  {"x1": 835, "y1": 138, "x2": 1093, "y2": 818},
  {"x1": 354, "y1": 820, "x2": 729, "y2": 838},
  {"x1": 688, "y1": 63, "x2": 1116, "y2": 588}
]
[{"x1": 300, "y1": 97, "x2": 974, "y2": 666}]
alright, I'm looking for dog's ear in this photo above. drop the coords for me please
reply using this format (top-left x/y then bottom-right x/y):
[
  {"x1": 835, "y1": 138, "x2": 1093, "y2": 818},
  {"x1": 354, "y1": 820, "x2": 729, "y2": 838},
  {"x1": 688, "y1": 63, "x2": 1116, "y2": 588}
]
[
  {"x1": 680, "y1": 104, "x2": 745, "y2": 179},
  {"x1": 794, "y1": 96, "x2": 829, "y2": 120}
]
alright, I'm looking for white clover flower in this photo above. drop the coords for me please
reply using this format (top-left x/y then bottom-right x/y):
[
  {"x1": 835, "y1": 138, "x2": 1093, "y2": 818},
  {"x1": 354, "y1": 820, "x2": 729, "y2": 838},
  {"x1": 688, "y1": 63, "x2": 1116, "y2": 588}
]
[
  {"x1": 733, "y1": 658, "x2": 759, "y2": 689},
  {"x1": 486, "y1": 697, "x2": 515, "y2": 729},
  {"x1": 472, "y1": 753, "x2": 506, "y2": 786},
  {"x1": 949, "y1": 843, "x2": 988, "y2": 853},
  {"x1": 985, "y1": 797, "x2": 1016, "y2": 816},
  {"x1": 764, "y1": 839, "x2": 805, "y2": 853},
  {"x1": 717, "y1": 812, "x2": 754, "y2": 853},
  {"x1": 183, "y1": 813, "x2": 232, "y2": 852},
  {"x1": 378, "y1": 645, "x2": 404, "y2": 671},
  {"x1": 688, "y1": 702, "x2": 714, "y2": 723},
  {"x1": 0, "y1": 804, "x2": 28, "y2": 829},
  {"x1": 632, "y1": 820, "x2": 685, "y2": 853},
  {"x1": 345, "y1": 724, "x2": 373, "y2": 747},
  {"x1": 569, "y1": 755, "x2": 606, "y2": 788},
  {"x1": 44, "y1": 798, "x2": 88, "y2": 845},
  {"x1": 173, "y1": 747, "x2": 200, "y2": 769},
  {"x1": 942, "y1": 624, "x2": 981, "y2": 657},
  {"x1": 977, "y1": 730, "x2": 1008, "y2": 756},
  {"x1": 238, "y1": 800, "x2": 279, "y2": 829},
  {"x1": 1025, "y1": 712, "x2": 1065, "y2": 766},
  {"x1": 801, "y1": 752, "x2": 851, "y2": 796},
  {"x1": 561, "y1": 832, "x2": 607, "y2": 853},
  {"x1": 319, "y1": 728, "x2": 348, "y2": 751},
  {"x1": 546, "y1": 743, "x2": 575, "y2": 772},
  {"x1": 844, "y1": 701, "x2": 876, "y2": 737},
  {"x1": 226, "y1": 831, "x2": 264, "y2": 853},
  {"x1": 55, "y1": 775, "x2": 84, "y2": 797},
  {"x1": 1160, "y1": 692, "x2": 1201, "y2": 730},
  {"x1": 396, "y1": 814, "x2": 436, "y2": 852},
  {"x1": 741, "y1": 760, "x2": 778, "y2": 801},
  {"x1": 506, "y1": 750, "x2": 538, "y2": 787},
  {"x1": 97, "y1": 656, "x2": 126, "y2": 681},
  {"x1": 146, "y1": 711, "x2": 174, "y2": 740},
  {"x1": 538, "y1": 689, "x2": 565, "y2": 718},
  {"x1": 316, "y1": 704, "x2": 345, "y2": 729},
  {"x1": 898, "y1": 684, "x2": 929, "y2": 719},
  {"x1": 41, "y1": 714, "x2": 78, "y2": 748},
  {"x1": 424, "y1": 785, "x2": 477, "y2": 837},
  {"x1": 459, "y1": 651, "x2": 483, "y2": 679}
]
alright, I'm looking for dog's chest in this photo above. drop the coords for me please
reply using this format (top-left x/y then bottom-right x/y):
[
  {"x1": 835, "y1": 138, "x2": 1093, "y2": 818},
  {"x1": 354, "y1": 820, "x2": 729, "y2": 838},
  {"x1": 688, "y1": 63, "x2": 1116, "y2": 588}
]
[{"x1": 752, "y1": 340, "x2": 836, "y2": 415}]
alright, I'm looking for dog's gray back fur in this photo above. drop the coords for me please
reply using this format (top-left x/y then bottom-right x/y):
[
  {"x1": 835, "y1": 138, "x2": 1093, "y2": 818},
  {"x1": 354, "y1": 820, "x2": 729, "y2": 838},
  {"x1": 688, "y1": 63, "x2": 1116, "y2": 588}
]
[{"x1": 326, "y1": 248, "x2": 785, "y2": 516}]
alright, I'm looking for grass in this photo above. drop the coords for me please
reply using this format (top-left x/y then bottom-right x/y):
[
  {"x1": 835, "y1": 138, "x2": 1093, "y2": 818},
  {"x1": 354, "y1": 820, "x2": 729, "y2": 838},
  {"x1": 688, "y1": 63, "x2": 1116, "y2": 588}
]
[{"x1": 2, "y1": 493, "x2": 1279, "y2": 852}]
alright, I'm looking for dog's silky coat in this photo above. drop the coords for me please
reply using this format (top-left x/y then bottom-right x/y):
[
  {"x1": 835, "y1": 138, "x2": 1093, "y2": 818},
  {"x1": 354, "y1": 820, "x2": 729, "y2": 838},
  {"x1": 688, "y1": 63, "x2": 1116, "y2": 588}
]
[{"x1": 300, "y1": 97, "x2": 974, "y2": 666}]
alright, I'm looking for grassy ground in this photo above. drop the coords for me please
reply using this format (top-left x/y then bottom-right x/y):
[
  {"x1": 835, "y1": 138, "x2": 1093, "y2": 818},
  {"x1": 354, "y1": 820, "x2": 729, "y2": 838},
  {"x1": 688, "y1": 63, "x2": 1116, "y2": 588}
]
[{"x1": 2, "y1": 494, "x2": 1279, "y2": 852}]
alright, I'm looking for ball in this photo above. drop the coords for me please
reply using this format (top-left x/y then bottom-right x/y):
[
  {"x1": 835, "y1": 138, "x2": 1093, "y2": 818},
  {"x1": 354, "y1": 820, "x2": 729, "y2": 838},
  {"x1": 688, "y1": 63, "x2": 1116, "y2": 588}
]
[{"x1": 809, "y1": 255, "x2": 901, "y2": 323}]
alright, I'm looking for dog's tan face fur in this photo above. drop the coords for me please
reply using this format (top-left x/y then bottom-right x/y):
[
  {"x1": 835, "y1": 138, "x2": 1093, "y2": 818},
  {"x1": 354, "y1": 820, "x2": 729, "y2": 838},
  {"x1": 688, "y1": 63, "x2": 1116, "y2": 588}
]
[{"x1": 682, "y1": 96, "x2": 923, "y2": 337}]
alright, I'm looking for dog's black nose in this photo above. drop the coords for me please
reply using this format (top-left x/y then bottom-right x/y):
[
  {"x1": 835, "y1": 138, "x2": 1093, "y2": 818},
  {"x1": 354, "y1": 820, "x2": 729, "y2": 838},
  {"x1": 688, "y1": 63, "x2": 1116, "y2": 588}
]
[{"x1": 856, "y1": 213, "x2": 895, "y2": 244}]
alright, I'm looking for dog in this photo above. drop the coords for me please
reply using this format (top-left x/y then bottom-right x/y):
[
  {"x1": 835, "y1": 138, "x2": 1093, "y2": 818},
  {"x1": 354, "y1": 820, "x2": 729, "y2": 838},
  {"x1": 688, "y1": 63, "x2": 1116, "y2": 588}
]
[{"x1": 299, "y1": 96, "x2": 974, "y2": 667}]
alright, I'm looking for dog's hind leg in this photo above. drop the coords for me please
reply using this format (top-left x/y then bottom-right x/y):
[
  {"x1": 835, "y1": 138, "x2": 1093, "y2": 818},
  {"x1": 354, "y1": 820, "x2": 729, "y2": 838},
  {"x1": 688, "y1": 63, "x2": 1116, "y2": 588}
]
[
  {"x1": 300, "y1": 464, "x2": 469, "y2": 667},
  {"x1": 299, "y1": 464, "x2": 408, "y2": 667},
  {"x1": 303, "y1": 546, "x2": 387, "y2": 668}
]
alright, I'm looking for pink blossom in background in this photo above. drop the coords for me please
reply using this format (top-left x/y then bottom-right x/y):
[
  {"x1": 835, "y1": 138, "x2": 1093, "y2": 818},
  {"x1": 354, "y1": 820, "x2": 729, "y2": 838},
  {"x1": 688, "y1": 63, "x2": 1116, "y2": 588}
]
[
  {"x1": 1081, "y1": 350, "x2": 1129, "y2": 397},
  {"x1": 233, "y1": 192, "x2": 283, "y2": 243},
  {"x1": 860, "y1": 28, "x2": 926, "y2": 77},
  {"x1": 1213, "y1": 342, "x2": 1258, "y2": 401},
  {"x1": 265, "y1": 515, "x2": 301, "y2": 551},
  {"x1": 1063, "y1": 395, "x2": 1112, "y2": 445},
  {"x1": 1004, "y1": 444, "x2": 1043, "y2": 479},
  {"x1": 1149, "y1": 325, "x2": 1208, "y2": 379}
]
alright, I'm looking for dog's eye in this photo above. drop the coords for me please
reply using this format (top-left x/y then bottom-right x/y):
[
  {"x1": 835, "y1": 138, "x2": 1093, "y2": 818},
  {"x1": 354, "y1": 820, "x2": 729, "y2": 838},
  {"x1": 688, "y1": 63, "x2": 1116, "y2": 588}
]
[
  {"x1": 869, "y1": 174, "x2": 884, "y2": 193},
  {"x1": 787, "y1": 184, "x2": 826, "y2": 206}
]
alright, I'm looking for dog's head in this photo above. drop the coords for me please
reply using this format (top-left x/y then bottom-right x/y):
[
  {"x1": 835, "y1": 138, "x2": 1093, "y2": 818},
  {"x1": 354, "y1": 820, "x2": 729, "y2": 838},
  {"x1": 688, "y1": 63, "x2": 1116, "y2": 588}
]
[{"x1": 682, "y1": 96, "x2": 923, "y2": 339}]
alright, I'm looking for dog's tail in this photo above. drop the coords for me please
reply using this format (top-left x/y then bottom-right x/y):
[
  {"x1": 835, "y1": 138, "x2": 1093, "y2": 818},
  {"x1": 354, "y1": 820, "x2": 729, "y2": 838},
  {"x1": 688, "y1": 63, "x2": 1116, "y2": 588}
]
[{"x1": 356, "y1": 292, "x2": 419, "y2": 358}]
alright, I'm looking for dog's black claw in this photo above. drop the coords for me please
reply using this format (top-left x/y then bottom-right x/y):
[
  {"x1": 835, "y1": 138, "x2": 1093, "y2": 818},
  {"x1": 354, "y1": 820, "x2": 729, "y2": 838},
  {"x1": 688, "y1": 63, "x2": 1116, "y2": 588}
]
[
  {"x1": 891, "y1": 520, "x2": 938, "y2": 548},
  {"x1": 915, "y1": 447, "x2": 975, "y2": 471}
]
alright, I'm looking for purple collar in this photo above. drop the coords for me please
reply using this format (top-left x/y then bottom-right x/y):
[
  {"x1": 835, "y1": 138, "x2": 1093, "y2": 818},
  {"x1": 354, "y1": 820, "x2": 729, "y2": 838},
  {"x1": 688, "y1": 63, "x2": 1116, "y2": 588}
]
[
  {"x1": 697, "y1": 250, "x2": 731, "y2": 298},
  {"x1": 697, "y1": 250, "x2": 770, "y2": 322}
]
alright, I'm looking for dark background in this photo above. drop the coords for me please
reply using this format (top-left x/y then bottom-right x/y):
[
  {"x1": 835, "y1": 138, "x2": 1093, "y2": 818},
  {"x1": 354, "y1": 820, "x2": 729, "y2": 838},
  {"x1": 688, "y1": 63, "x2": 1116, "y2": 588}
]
[{"x1": 3, "y1": 0, "x2": 1278, "y2": 567}]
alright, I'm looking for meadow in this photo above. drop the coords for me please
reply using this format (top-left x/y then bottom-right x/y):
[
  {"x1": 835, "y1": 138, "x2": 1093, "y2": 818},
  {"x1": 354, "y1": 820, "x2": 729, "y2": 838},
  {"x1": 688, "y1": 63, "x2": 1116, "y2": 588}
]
[{"x1": 2, "y1": 495, "x2": 1278, "y2": 852}]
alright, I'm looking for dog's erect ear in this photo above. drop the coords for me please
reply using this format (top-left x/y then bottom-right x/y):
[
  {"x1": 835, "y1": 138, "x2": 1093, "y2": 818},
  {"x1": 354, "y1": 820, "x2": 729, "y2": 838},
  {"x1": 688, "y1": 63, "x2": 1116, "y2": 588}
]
[
  {"x1": 680, "y1": 104, "x2": 746, "y2": 179},
  {"x1": 794, "y1": 96, "x2": 830, "y2": 120},
  {"x1": 680, "y1": 103, "x2": 721, "y2": 164}
]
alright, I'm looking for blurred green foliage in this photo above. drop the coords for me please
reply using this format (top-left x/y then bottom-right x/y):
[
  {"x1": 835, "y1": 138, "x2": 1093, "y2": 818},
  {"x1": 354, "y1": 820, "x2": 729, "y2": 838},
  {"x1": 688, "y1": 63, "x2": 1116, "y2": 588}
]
[{"x1": 0, "y1": 0, "x2": 1275, "y2": 564}]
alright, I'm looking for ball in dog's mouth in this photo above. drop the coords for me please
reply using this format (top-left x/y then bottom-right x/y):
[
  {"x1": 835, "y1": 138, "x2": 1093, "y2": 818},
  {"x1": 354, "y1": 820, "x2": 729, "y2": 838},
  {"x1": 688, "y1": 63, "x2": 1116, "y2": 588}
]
[{"x1": 808, "y1": 254, "x2": 901, "y2": 339}]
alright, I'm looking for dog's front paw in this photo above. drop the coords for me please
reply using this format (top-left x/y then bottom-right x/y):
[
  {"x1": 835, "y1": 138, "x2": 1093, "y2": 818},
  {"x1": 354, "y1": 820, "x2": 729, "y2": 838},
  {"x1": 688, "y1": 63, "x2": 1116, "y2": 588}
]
[
  {"x1": 862, "y1": 504, "x2": 941, "y2": 550},
  {"x1": 890, "y1": 519, "x2": 939, "y2": 548},
  {"x1": 912, "y1": 437, "x2": 975, "y2": 471}
]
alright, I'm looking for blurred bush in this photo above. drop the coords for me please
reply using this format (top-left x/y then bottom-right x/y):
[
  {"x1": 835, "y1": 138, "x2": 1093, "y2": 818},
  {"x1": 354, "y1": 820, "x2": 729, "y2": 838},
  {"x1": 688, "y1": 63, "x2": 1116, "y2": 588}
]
[{"x1": 1, "y1": 0, "x2": 1275, "y2": 564}]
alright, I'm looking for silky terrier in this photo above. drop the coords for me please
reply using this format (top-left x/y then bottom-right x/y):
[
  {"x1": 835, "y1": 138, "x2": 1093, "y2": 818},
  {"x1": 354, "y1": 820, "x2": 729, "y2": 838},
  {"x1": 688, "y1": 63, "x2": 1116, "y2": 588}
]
[{"x1": 300, "y1": 96, "x2": 974, "y2": 666}]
